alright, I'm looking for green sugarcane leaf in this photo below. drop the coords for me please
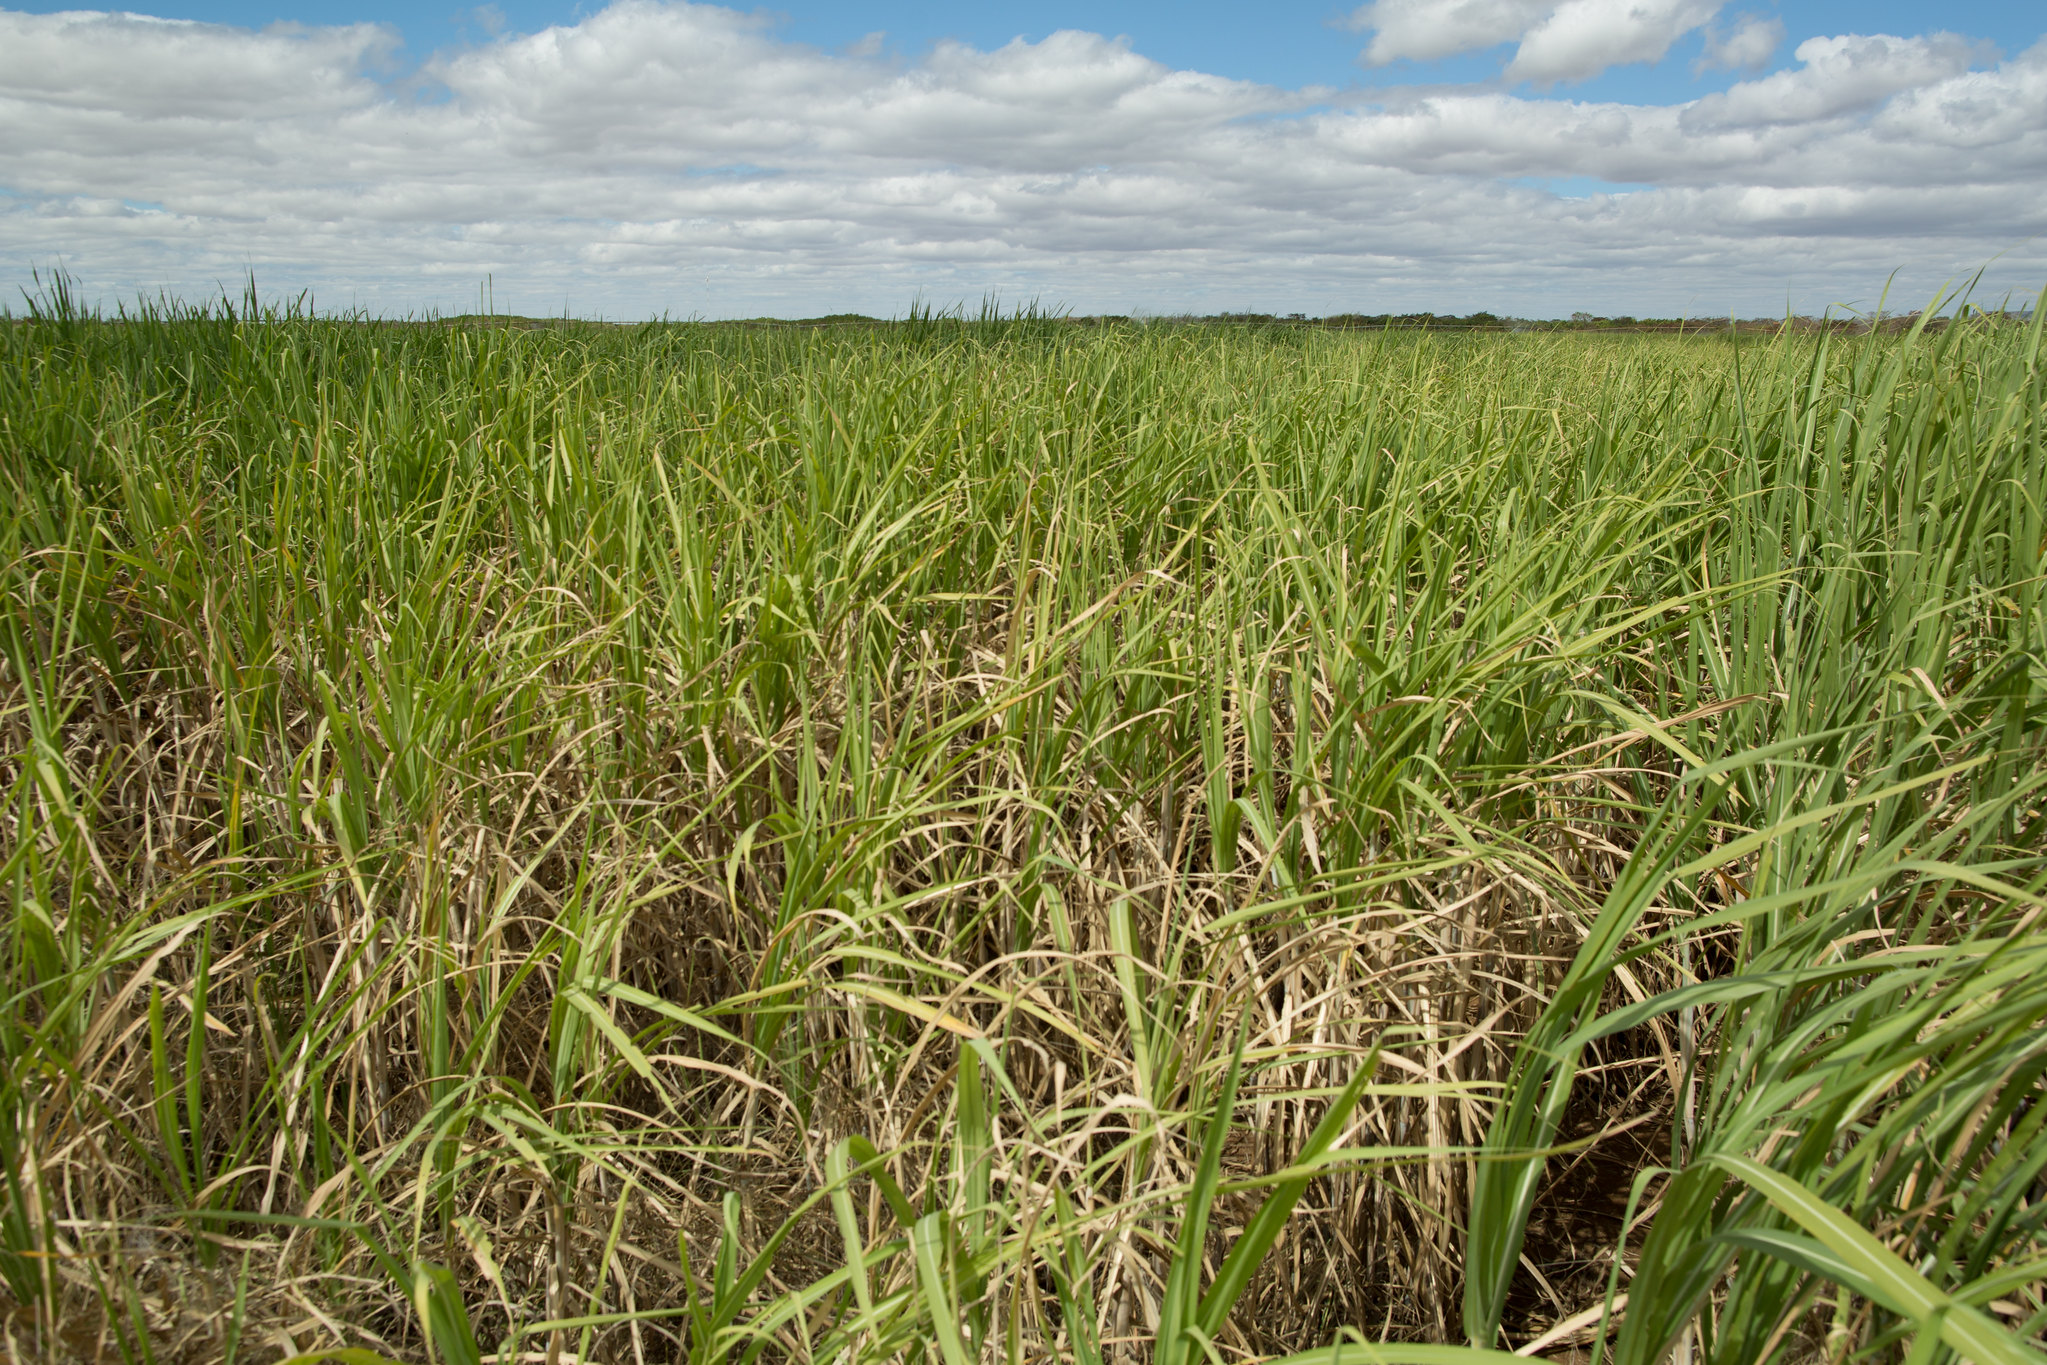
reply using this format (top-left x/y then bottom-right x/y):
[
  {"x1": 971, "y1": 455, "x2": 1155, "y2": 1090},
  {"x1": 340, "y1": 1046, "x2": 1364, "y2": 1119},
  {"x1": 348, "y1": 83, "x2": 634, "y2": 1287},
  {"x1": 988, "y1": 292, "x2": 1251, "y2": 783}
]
[
  {"x1": 913, "y1": 1211, "x2": 973, "y2": 1365},
  {"x1": 1159, "y1": 1015, "x2": 1251, "y2": 1365},
  {"x1": 1196, "y1": 1048, "x2": 1378, "y2": 1339},
  {"x1": 1709, "y1": 1154, "x2": 2047, "y2": 1365},
  {"x1": 413, "y1": 1261, "x2": 484, "y2": 1365}
]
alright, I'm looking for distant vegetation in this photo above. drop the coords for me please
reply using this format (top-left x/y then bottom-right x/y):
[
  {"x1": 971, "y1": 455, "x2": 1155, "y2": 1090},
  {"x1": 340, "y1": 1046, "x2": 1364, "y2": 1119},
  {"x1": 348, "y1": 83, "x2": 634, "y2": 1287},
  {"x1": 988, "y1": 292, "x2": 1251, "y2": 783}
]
[
  {"x1": 1, "y1": 286, "x2": 2043, "y2": 1365},
  {"x1": 715, "y1": 308, "x2": 2033, "y2": 333}
]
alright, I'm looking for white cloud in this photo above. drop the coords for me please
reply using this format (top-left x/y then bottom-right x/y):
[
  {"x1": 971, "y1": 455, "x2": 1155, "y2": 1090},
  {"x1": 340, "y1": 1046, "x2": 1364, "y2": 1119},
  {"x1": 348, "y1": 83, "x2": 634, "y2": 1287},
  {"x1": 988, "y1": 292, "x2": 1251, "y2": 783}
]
[
  {"x1": 1682, "y1": 33, "x2": 1986, "y2": 130},
  {"x1": 1698, "y1": 12, "x2": 1784, "y2": 72},
  {"x1": 0, "y1": 3, "x2": 2041, "y2": 318},
  {"x1": 0, "y1": 10, "x2": 393, "y2": 119},
  {"x1": 1349, "y1": 0, "x2": 1557, "y2": 66},
  {"x1": 1505, "y1": 0, "x2": 1722, "y2": 85},
  {"x1": 1351, "y1": 0, "x2": 1724, "y2": 82}
]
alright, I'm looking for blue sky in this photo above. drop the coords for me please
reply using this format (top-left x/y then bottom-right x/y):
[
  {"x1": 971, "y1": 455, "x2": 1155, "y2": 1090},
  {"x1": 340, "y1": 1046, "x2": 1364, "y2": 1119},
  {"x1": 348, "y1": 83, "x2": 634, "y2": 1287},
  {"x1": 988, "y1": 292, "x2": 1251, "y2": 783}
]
[
  {"x1": 4, "y1": 0, "x2": 2038, "y2": 96},
  {"x1": 2, "y1": 0, "x2": 2043, "y2": 317}
]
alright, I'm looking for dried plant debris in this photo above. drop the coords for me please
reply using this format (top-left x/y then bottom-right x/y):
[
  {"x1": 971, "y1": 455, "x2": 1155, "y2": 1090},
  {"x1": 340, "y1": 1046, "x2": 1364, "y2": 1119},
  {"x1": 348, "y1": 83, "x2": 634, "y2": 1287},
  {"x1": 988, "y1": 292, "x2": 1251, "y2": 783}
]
[{"x1": 1, "y1": 289, "x2": 2043, "y2": 1365}]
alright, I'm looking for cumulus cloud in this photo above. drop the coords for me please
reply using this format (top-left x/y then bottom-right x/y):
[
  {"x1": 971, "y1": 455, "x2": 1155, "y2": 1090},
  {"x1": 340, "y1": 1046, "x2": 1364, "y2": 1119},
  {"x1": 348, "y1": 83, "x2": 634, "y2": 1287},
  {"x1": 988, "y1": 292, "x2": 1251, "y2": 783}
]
[
  {"x1": 1505, "y1": 0, "x2": 1722, "y2": 84},
  {"x1": 1352, "y1": 0, "x2": 1723, "y2": 82},
  {"x1": 1682, "y1": 33, "x2": 1987, "y2": 130},
  {"x1": 1348, "y1": 0, "x2": 1558, "y2": 66},
  {"x1": 0, "y1": 10, "x2": 395, "y2": 119},
  {"x1": 0, "y1": 2, "x2": 2042, "y2": 317},
  {"x1": 1698, "y1": 12, "x2": 1784, "y2": 72}
]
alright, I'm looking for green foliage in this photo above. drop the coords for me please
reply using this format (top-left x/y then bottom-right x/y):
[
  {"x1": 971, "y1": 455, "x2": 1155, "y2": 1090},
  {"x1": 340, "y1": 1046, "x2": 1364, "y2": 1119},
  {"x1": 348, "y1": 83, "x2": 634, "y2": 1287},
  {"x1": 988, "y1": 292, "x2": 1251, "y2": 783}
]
[{"x1": 0, "y1": 283, "x2": 2041, "y2": 1363}]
